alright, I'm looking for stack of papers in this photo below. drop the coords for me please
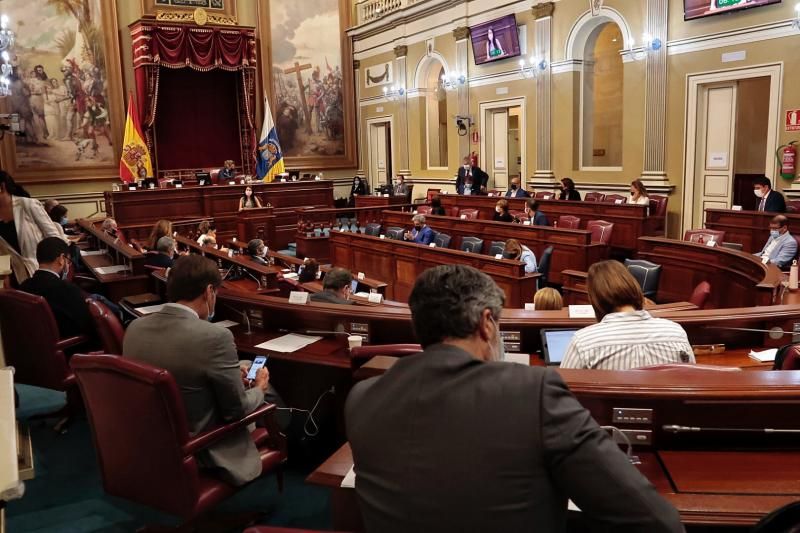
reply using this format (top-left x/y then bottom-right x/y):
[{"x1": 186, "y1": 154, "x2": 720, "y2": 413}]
[
  {"x1": 95, "y1": 265, "x2": 129, "y2": 275},
  {"x1": 254, "y1": 334, "x2": 322, "y2": 353},
  {"x1": 137, "y1": 304, "x2": 165, "y2": 315},
  {"x1": 80, "y1": 250, "x2": 105, "y2": 257},
  {"x1": 748, "y1": 348, "x2": 777, "y2": 363},
  {"x1": 213, "y1": 320, "x2": 239, "y2": 328}
]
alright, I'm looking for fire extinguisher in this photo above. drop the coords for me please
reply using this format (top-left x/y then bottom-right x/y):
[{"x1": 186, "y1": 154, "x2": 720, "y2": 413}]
[
  {"x1": 777, "y1": 141, "x2": 797, "y2": 180},
  {"x1": 470, "y1": 151, "x2": 479, "y2": 167}
]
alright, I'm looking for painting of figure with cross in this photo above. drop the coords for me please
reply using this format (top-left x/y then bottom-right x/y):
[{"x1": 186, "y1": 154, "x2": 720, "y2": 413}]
[{"x1": 269, "y1": 0, "x2": 347, "y2": 161}]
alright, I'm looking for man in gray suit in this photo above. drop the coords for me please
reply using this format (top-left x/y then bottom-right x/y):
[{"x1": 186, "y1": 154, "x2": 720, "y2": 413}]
[
  {"x1": 123, "y1": 254, "x2": 272, "y2": 486},
  {"x1": 346, "y1": 265, "x2": 683, "y2": 532},
  {"x1": 310, "y1": 267, "x2": 354, "y2": 305}
]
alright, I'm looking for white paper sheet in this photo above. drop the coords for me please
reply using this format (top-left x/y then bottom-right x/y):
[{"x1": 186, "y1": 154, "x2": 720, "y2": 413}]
[
  {"x1": 748, "y1": 348, "x2": 777, "y2": 362},
  {"x1": 214, "y1": 320, "x2": 239, "y2": 328},
  {"x1": 95, "y1": 265, "x2": 129, "y2": 275},
  {"x1": 255, "y1": 334, "x2": 322, "y2": 353},
  {"x1": 341, "y1": 465, "x2": 356, "y2": 488},
  {"x1": 136, "y1": 304, "x2": 166, "y2": 315},
  {"x1": 79, "y1": 250, "x2": 105, "y2": 257},
  {"x1": 503, "y1": 353, "x2": 530, "y2": 365}
]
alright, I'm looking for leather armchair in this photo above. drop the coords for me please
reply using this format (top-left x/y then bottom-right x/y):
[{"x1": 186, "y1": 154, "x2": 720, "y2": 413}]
[
  {"x1": 624, "y1": 259, "x2": 662, "y2": 300},
  {"x1": 460, "y1": 237, "x2": 484, "y2": 253},
  {"x1": 86, "y1": 298, "x2": 125, "y2": 355},
  {"x1": 684, "y1": 229, "x2": 726, "y2": 245},
  {"x1": 534, "y1": 191, "x2": 554, "y2": 200},
  {"x1": 689, "y1": 281, "x2": 711, "y2": 310},
  {"x1": 415, "y1": 205, "x2": 432, "y2": 216},
  {"x1": 433, "y1": 233, "x2": 452, "y2": 249},
  {"x1": 604, "y1": 194, "x2": 627, "y2": 204},
  {"x1": 584, "y1": 192, "x2": 605, "y2": 202},
  {"x1": 557, "y1": 215, "x2": 581, "y2": 229},
  {"x1": 70, "y1": 354, "x2": 287, "y2": 529},
  {"x1": 586, "y1": 220, "x2": 615, "y2": 245},
  {"x1": 459, "y1": 208, "x2": 479, "y2": 220}
]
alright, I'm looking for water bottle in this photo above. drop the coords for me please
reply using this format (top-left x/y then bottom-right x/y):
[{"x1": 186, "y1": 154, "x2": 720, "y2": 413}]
[{"x1": 791, "y1": 260, "x2": 798, "y2": 290}]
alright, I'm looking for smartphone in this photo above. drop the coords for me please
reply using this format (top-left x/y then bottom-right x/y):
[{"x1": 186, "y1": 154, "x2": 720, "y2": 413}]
[{"x1": 246, "y1": 355, "x2": 268, "y2": 381}]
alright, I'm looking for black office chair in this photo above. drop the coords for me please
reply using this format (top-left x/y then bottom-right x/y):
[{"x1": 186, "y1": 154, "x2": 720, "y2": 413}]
[
  {"x1": 537, "y1": 246, "x2": 553, "y2": 290},
  {"x1": 429, "y1": 230, "x2": 439, "y2": 246},
  {"x1": 751, "y1": 500, "x2": 800, "y2": 532},
  {"x1": 434, "y1": 233, "x2": 452, "y2": 249},
  {"x1": 386, "y1": 227, "x2": 405, "y2": 240},
  {"x1": 364, "y1": 223, "x2": 381, "y2": 237},
  {"x1": 488, "y1": 241, "x2": 506, "y2": 256},
  {"x1": 624, "y1": 259, "x2": 662, "y2": 300},
  {"x1": 460, "y1": 237, "x2": 484, "y2": 254}
]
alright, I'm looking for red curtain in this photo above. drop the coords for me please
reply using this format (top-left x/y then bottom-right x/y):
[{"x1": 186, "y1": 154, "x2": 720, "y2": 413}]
[{"x1": 131, "y1": 22, "x2": 257, "y2": 175}]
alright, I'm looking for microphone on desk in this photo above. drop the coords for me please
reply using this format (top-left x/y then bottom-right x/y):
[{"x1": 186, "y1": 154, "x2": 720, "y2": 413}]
[
  {"x1": 277, "y1": 327, "x2": 349, "y2": 337},
  {"x1": 242, "y1": 268, "x2": 263, "y2": 289},
  {"x1": 222, "y1": 303, "x2": 252, "y2": 335},
  {"x1": 705, "y1": 326, "x2": 794, "y2": 340}
]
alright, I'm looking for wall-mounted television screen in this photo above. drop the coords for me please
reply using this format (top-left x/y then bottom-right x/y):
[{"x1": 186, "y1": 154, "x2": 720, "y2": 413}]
[
  {"x1": 470, "y1": 14, "x2": 521, "y2": 66},
  {"x1": 685, "y1": 0, "x2": 781, "y2": 21}
]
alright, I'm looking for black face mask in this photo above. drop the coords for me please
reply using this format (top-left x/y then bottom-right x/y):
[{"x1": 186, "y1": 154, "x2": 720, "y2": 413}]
[
  {"x1": 511, "y1": 184, "x2": 518, "y2": 190},
  {"x1": 414, "y1": 225, "x2": 422, "y2": 231},
  {"x1": 502, "y1": 251, "x2": 517, "y2": 259}
]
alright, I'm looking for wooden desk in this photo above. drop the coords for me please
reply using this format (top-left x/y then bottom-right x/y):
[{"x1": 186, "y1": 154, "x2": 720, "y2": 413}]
[
  {"x1": 174, "y1": 235, "x2": 281, "y2": 290},
  {"x1": 295, "y1": 234, "x2": 331, "y2": 264},
  {"x1": 381, "y1": 210, "x2": 606, "y2": 279},
  {"x1": 354, "y1": 195, "x2": 408, "y2": 209},
  {"x1": 308, "y1": 369, "x2": 800, "y2": 530},
  {"x1": 329, "y1": 230, "x2": 539, "y2": 307},
  {"x1": 436, "y1": 195, "x2": 662, "y2": 253},
  {"x1": 705, "y1": 209, "x2": 800, "y2": 253}
]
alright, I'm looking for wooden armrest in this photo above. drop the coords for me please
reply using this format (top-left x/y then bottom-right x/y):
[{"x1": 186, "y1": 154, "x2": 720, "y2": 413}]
[
  {"x1": 182, "y1": 402, "x2": 278, "y2": 456},
  {"x1": 55, "y1": 335, "x2": 89, "y2": 350}
]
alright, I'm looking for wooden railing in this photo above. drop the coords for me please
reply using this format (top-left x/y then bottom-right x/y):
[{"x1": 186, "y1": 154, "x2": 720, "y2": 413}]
[
  {"x1": 357, "y1": 0, "x2": 426, "y2": 25},
  {"x1": 296, "y1": 204, "x2": 417, "y2": 235}
]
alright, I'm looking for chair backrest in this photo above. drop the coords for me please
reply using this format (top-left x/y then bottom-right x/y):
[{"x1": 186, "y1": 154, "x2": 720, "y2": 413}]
[
  {"x1": 509, "y1": 209, "x2": 527, "y2": 222},
  {"x1": 720, "y1": 241, "x2": 744, "y2": 251},
  {"x1": 386, "y1": 227, "x2": 404, "y2": 240},
  {"x1": 426, "y1": 189, "x2": 441, "y2": 202},
  {"x1": 751, "y1": 500, "x2": 800, "y2": 532},
  {"x1": 416, "y1": 205, "x2": 432, "y2": 216},
  {"x1": 537, "y1": 246, "x2": 554, "y2": 289},
  {"x1": 71, "y1": 354, "x2": 202, "y2": 517},
  {"x1": 586, "y1": 220, "x2": 614, "y2": 245},
  {"x1": 364, "y1": 223, "x2": 382, "y2": 236},
  {"x1": 605, "y1": 194, "x2": 627, "y2": 204},
  {"x1": 405, "y1": 184, "x2": 414, "y2": 203},
  {"x1": 86, "y1": 299, "x2": 125, "y2": 355},
  {"x1": 683, "y1": 229, "x2": 725, "y2": 245},
  {"x1": 624, "y1": 259, "x2": 662, "y2": 299},
  {"x1": 459, "y1": 208, "x2": 479, "y2": 220},
  {"x1": 557, "y1": 215, "x2": 581, "y2": 229},
  {"x1": 787, "y1": 200, "x2": 800, "y2": 213},
  {"x1": 350, "y1": 344, "x2": 422, "y2": 368},
  {"x1": 488, "y1": 241, "x2": 505, "y2": 256},
  {"x1": 448, "y1": 206, "x2": 460, "y2": 218},
  {"x1": 584, "y1": 192, "x2": 605, "y2": 202},
  {"x1": 0, "y1": 289, "x2": 71, "y2": 391},
  {"x1": 209, "y1": 169, "x2": 220, "y2": 184},
  {"x1": 649, "y1": 194, "x2": 668, "y2": 217},
  {"x1": 775, "y1": 345, "x2": 800, "y2": 371},
  {"x1": 460, "y1": 237, "x2": 484, "y2": 253},
  {"x1": 534, "y1": 191, "x2": 554, "y2": 200},
  {"x1": 689, "y1": 281, "x2": 711, "y2": 310},
  {"x1": 434, "y1": 233, "x2": 452, "y2": 249}
]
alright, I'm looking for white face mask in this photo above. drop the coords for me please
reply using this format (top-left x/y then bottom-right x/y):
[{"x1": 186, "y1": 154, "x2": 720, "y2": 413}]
[
  {"x1": 206, "y1": 289, "x2": 216, "y2": 321},
  {"x1": 488, "y1": 316, "x2": 505, "y2": 362},
  {"x1": 754, "y1": 189, "x2": 765, "y2": 198}
]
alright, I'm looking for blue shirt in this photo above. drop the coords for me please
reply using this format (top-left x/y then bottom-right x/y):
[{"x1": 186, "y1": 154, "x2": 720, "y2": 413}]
[
  {"x1": 520, "y1": 246, "x2": 537, "y2": 273},
  {"x1": 411, "y1": 226, "x2": 434, "y2": 245}
]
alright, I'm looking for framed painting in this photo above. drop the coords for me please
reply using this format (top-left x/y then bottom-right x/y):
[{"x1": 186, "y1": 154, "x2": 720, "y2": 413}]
[
  {"x1": 0, "y1": 0, "x2": 125, "y2": 183},
  {"x1": 258, "y1": 0, "x2": 357, "y2": 170}
]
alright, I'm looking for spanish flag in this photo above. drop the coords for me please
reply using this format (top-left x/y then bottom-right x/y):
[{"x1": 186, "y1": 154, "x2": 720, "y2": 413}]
[
  {"x1": 119, "y1": 93, "x2": 154, "y2": 183},
  {"x1": 256, "y1": 96, "x2": 285, "y2": 182}
]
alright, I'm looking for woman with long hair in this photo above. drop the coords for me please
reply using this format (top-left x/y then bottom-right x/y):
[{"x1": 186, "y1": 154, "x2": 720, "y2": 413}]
[
  {"x1": 558, "y1": 177, "x2": 581, "y2": 201},
  {"x1": 239, "y1": 186, "x2": 263, "y2": 211},
  {"x1": 493, "y1": 199, "x2": 514, "y2": 222},
  {"x1": 147, "y1": 219, "x2": 173, "y2": 250},
  {"x1": 629, "y1": 179, "x2": 650, "y2": 205},
  {"x1": 503, "y1": 238, "x2": 537, "y2": 273},
  {"x1": 485, "y1": 28, "x2": 505, "y2": 60}
]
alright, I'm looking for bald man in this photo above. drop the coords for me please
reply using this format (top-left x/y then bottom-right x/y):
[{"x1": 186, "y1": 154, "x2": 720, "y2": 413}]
[{"x1": 505, "y1": 177, "x2": 530, "y2": 198}]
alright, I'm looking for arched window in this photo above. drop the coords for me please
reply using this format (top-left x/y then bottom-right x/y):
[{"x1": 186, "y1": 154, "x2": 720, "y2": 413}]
[
  {"x1": 581, "y1": 22, "x2": 623, "y2": 169},
  {"x1": 426, "y1": 64, "x2": 448, "y2": 169}
]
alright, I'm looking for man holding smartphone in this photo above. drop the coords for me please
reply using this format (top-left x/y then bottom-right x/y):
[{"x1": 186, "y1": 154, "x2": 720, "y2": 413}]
[{"x1": 124, "y1": 254, "x2": 277, "y2": 486}]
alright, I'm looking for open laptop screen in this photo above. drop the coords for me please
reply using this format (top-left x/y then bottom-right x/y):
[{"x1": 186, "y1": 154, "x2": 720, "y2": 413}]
[{"x1": 540, "y1": 329, "x2": 579, "y2": 366}]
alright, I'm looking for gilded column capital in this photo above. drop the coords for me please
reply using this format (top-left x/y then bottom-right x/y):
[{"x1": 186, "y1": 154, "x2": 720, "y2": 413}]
[
  {"x1": 353, "y1": 59, "x2": 361, "y2": 70},
  {"x1": 393, "y1": 45, "x2": 408, "y2": 58},
  {"x1": 532, "y1": 2, "x2": 554, "y2": 19},
  {"x1": 452, "y1": 26, "x2": 470, "y2": 41}
]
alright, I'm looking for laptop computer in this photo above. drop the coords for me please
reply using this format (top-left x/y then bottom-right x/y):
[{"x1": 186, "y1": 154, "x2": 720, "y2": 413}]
[
  {"x1": 540, "y1": 328, "x2": 579, "y2": 366},
  {"x1": 195, "y1": 171, "x2": 212, "y2": 186}
]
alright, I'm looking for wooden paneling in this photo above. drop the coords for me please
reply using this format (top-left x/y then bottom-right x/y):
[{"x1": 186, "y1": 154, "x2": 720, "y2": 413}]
[{"x1": 705, "y1": 209, "x2": 800, "y2": 253}]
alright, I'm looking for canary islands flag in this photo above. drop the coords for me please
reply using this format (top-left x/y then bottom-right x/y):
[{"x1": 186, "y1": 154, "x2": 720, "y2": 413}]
[
  {"x1": 119, "y1": 93, "x2": 153, "y2": 183},
  {"x1": 256, "y1": 96, "x2": 285, "y2": 182}
]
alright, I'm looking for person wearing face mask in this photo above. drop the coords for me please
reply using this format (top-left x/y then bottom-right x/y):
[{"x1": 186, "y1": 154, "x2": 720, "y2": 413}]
[
  {"x1": 0, "y1": 170, "x2": 67, "y2": 284},
  {"x1": 558, "y1": 177, "x2": 581, "y2": 201},
  {"x1": 246, "y1": 238, "x2": 270, "y2": 265},
  {"x1": 403, "y1": 214, "x2": 434, "y2": 245},
  {"x1": 345, "y1": 264, "x2": 683, "y2": 533},
  {"x1": 492, "y1": 199, "x2": 514, "y2": 222},
  {"x1": 502, "y1": 238, "x2": 537, "y2": 273},
  {"x1": 753, "y1": 176, "x2": 786, "y2": 213},
  {"x1": 524, "y1": 198, "x2": 549, "y2": 226},
  {"x1": 124, "y1": 254, "x2": 283, "y2": 486},
  {"x1": 456, "y1": 156, "x2": 489, "y2": 195},
  {"x1": 504, "y1": 176, "x2": 529, "y2": 198},
  {"x1": 755, "y1": 215, "x2": 797, "y2": 269},
  {"x1": 309, "y1": 267, "x2": 355, "y2": 305},
  {"x1": 238, "y1": 186, "x2": 263, "y2": 211},
  {"x1": 20, "y1": 237, "x2": 93, "y2": 339}
]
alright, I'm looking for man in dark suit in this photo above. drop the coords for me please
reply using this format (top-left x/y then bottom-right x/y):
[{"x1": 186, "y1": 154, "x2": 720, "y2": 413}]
[
  {"x1": 754, "y1": 176, "x2": 786, "y2": 213},
  {"x1": 247, "y1": 238, "x2": 269, "y2": 265},
  {"x1": 123, "y1": 255, "x2": 278, "y2": 486},
  {"x1": 456, "y1": 156, "x2": 488, "y2": 195},
  {"x1": 346, "y1": 265, "x2": 682, "y2": 533},
  {"x1": 525, "y1": 198, "x2": 549, "y2": 226},
  {"x1": 309, "y1": 267, "x2": 354, "y2": 305},
  {"x1": 505, "y1": 176, "x2": 530, "y2": 198},
  {"x1": 143, "y1": 236, "x2": 175, "y2": 269},
  {"x1": 20, "y1": 237, "x2": 92, "y2": 339}
]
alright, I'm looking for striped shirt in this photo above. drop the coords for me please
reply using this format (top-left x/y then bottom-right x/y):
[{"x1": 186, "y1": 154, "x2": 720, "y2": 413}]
[{"x1": 560, "y1": 310, "x2": 695, "y2": 370}]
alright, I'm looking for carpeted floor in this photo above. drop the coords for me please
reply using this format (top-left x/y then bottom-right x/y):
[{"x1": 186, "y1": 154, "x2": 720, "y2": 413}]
[{"x1": 8, "y1": 387, "x2": 334, "y2": 533}]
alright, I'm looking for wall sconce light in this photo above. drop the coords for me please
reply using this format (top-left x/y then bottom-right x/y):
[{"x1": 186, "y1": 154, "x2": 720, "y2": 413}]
[
  {"x1": 519, "y1": 56, "x2": 548, "y2": 79},
  {"x1": 630, "y1": 33, "x2": 662, "y2": 61},
  {"x1": 441, "y1": 72, "x2": 467, "y2": 91},
  {"x1": 382, "y1": 85, "x2": 405, "y2": 101}
]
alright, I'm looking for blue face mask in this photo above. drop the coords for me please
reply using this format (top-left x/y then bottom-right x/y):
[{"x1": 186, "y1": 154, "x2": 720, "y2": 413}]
[
  {"x1": 770, "y1": 229, "x2": 780, "y2": 239},
  {"x1": 60, "y1": 217, "x2": 68, "y2": 226}
]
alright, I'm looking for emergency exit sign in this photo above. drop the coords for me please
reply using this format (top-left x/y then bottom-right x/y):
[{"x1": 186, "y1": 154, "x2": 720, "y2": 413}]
[{"x1": 787, "y1": 110, "x2": 800, "y2": 132}]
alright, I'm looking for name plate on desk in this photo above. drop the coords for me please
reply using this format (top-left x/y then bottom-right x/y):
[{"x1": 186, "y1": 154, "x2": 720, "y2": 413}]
[
  {"x1": 732, "y1": 205, "x2": 743, "y2": 211},
  {"x1": 368, "y1": 292, "x2": 383, "y2": 304},
  {"x1": 128, "y1": 186, "x2": 137, "y2": 191},
  {"x1": 289, "y1": 291, "x2": 309, "y2": 305},
  {"x1": 175, "y1": 183, "x2": 182, "y2": 188},
  {"x1": 229, "y1": 181, "x2": 236, "y2": 185},
  {"x1": 568, "y1": 305, "x2": 595, "y2": 318}
]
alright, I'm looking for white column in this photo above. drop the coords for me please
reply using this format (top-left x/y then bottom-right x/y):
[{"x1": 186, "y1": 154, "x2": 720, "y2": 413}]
[
  {"x1": 394, "y1": 46, "x2": 410, "y2": 175},
  {"x1": 454, "y1": 27, "x2": 470, "y2": 161},
  {"x1": 354, "y1": 60, "x2": 367, "y2": 179},
  {"x1": 641, "y1": 0, "x2": 669, "y2": 184},
  {"x1": 532, "y1": 3, "x2": 554, "y2": 186}
]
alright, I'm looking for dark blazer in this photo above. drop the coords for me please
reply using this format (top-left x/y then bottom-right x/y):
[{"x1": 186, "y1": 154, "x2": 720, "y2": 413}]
[
  {"x1": 493, "y1": 211, "x2": 514, "y2": 222},
  {"x1": 310, "y1": 290, "x2": 354, "y2": 305},
  {"x1": 761, "y1": 190, "x2": 787, "y2": 213},
  {"x1": 456, "y1": 166, "x2": 488, "y2": 195},
  {"x1": 505, "y1": 188, "x2": 530, "y2": 198},
  {"x1": 431, "y1": 206, "x2": 447, "y2": 216},
  {"x1": 559, "y1": 189, "x2": 581, "y2": 201},
  {"x1": 123, "y1": 305, "x2": 265, "y2": 486},
  {"x1": 346, "y1": 344, "x2": 682, "y2": 533},
  {"x1": 144, "y1": 252, "x2": 174, "y2": 269},
  {"x1": 531, "y1": 210, "x2": 549, "y2": 226},
  {"x1": 20, "y1": 270, "x2": 92, "y2": 339}
]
